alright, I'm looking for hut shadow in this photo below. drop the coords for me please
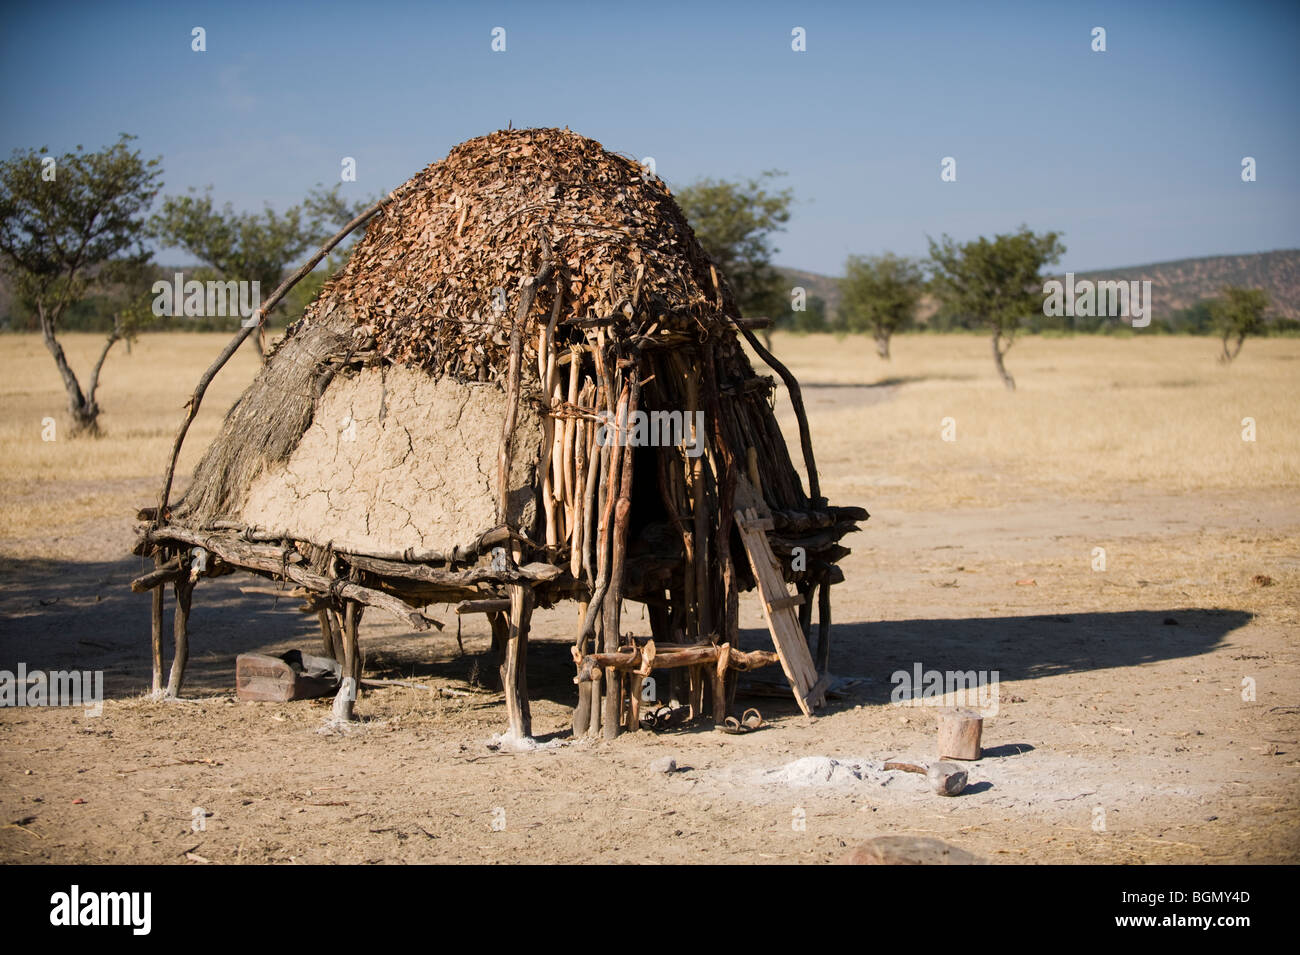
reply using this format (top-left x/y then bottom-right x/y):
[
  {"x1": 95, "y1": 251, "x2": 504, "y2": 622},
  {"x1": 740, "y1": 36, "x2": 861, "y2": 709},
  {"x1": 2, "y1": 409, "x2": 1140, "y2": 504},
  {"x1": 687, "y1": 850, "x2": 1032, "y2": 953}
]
[
  {"x1": 730, "y1": 607, "x2": 1252, "y2": 717},
  {"x1": 1, "y1": 556, "x2": 322, "y2": 700},
  {"x1": 0, "y1": 553, "x2": 1256, "y2": 720}
]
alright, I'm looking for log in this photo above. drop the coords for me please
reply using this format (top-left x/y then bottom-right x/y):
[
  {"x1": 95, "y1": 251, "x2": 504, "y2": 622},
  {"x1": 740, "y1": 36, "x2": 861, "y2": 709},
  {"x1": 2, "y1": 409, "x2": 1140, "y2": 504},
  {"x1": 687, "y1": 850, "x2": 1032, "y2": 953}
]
[
  {"x1": 130, "y1": 558, "x2": 183, "y2": 592},
  {"x1": 937, "y1": 707, "x2": 983, "y2": 760},
  {"x1": 142, "y1": 527, "x2": 442, "y2": 630},
  {"x1": 456, "y1": 598, "x2": 512, "y2": 615}
]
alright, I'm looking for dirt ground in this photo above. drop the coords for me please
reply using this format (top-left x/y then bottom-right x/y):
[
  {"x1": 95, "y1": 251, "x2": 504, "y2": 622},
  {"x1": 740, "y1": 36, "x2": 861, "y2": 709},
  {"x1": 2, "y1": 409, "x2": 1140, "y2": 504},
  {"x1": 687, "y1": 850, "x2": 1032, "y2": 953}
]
[{"x1": 1, "y1": 333, "x2": 1297, "y2": 864}]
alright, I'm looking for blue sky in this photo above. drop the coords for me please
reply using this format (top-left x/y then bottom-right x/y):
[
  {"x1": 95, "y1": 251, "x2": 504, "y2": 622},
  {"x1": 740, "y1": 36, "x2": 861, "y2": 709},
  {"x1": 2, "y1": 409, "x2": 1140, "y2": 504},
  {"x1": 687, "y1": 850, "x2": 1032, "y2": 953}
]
[{"x1": 2, "y1": 0, "x2": 1297, "y2": 274}]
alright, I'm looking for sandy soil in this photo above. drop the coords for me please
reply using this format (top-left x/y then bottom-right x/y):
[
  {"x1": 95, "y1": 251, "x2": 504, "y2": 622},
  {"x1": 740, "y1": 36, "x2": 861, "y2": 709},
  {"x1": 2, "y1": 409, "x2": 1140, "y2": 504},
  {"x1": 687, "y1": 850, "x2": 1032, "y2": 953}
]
[{"x1": 1, "y1": 336, "x2": 1297, "y2": 864}]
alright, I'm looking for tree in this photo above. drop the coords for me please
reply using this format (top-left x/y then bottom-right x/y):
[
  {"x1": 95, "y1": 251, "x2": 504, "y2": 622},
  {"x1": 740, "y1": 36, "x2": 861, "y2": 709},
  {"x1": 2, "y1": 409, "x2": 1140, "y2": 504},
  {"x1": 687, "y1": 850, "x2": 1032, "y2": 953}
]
[
  {"x1": 675, "y1": 171, "x2": 793, "y2": 347},
  {"x1": 152, "y1": 183, "x2": 371, "y2": 353},
  {"x1": 837, "y1": 253, "x2": 924, "y2": 360},
  {"x1": 927, "y1": 227, "x2": 1065, "y2": 390},
  {"x1": 0, "y1": 134, "x2": 162, "y2": 433},
  {"x1": 1210, "y1": 285, "x2": 1269, "y2": 363}
]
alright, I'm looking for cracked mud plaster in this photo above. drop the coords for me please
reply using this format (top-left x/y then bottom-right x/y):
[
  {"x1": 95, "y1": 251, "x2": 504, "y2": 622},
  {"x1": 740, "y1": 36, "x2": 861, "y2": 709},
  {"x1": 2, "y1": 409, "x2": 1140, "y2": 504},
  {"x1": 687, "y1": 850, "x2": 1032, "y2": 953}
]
[{"x1": 240, "y1": 365, "x2": 541, "y2": 554}]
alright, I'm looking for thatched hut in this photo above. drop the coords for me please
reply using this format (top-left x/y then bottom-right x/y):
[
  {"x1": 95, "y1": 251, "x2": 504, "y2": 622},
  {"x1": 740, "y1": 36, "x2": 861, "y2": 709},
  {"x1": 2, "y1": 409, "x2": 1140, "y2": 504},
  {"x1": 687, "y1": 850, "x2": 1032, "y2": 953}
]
[{"x1": 134, "y1": 128, "x2": 866, "y2": 738}]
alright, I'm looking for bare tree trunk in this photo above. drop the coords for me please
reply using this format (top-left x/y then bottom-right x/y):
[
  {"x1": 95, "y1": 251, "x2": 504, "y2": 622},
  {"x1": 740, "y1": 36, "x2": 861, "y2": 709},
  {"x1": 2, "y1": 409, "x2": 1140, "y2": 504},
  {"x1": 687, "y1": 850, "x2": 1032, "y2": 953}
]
[
  {"x1": 1220, "y1": 332, "x2": 1245, "y2": 364},
  {"x1": 84, "y1": 321, "x2": 122, "y2": 415},
  {"x1": 991, "y1": 329, "x2": 1016, "y2": 391},
  {"x1": 38, "y1": 304, "x2": 99, "y2": 434},
  {"x1": 874, "y1": 329, "x2": 891, "y2": 360}
]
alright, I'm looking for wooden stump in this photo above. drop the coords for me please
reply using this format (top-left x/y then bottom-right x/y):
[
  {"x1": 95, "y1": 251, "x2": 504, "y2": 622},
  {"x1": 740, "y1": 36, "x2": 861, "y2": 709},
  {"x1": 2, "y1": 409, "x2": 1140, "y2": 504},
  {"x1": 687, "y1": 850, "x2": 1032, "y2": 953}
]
[
  {"x1": 937, "y1": 707, "x2": 983, "y2": 760},
  {"x1": 165, "y1": 578, "x2": 193, "y2": 698},
  {"x1": 500, "y1": 583, "x2": 534, "y2": 739}
]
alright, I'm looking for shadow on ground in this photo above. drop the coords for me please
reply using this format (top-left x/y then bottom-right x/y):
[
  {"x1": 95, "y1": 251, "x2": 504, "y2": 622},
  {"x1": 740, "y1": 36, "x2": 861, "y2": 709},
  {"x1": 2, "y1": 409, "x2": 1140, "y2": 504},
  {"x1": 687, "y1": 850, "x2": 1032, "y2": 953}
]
[{"x1": 0, "y1": 555, "x2": 1252, "y2": 720}]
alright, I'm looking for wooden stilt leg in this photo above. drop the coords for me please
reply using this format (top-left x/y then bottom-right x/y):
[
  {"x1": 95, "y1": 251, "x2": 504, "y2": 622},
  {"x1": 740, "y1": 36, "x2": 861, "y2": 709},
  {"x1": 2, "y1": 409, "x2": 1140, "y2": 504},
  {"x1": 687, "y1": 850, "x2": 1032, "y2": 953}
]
[
  {"x1": 798, "y1": 581, "x2": 815, "y2": 649},
  {"x1": 489, "y1": 611, "x2": 508, "y2": 691},
  {"x1": 688, "y1": 665, "x2": 705, "y2": 721},
  {"x1": 150, "y1": 554, "x2": 165, "y2": 697},
  {"x1": 711, "y1": 665, "x2": 727, "y2": 724},
  {"x1": 317, "y1": 610, "x2": 337, "y2": 662},
  {"x1": 332, "y1": 601, "x2": 362, "y2": 721},
  {"x1": 587, "y1": 667, "x2": 603, "y2": 738},
  {"x1": 573, "y1": 678, "x2": 592, "y2": 736},
  {"x1": 815, "y1": 574, "x2": 832, "y2": 675},
  {"x1": 327, "y1": 608, "x2": 345, "y2": 662},
  {"x1": 165, "y1": 578, "x2": 193, "y2": 698},
  {"x1": 501, "y1": 583, "x2": 534, "y2": 739}
]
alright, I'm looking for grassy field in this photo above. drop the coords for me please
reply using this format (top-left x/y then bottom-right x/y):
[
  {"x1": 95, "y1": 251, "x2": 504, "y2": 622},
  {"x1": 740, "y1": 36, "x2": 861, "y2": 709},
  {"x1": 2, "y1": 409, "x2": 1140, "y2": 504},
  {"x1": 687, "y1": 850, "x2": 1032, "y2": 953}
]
[{"x1": 1, "y1": 331, "x2": 1297, "y2": 544}]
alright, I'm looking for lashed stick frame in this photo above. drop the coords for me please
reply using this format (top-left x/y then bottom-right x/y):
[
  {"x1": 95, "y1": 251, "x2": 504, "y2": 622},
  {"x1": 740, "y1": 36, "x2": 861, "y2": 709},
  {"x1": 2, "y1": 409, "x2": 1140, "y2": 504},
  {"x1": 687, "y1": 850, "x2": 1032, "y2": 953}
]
[{"x1": 134, "y1": 221, "x2": 865, "y2": 738}]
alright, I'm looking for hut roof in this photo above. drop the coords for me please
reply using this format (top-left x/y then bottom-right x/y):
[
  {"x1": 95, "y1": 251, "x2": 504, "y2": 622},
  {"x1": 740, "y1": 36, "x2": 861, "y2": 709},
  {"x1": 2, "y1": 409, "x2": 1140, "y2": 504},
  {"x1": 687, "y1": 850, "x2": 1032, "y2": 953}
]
[{"x1": 291, "y1": 127, "x2": 740, "y2": 381}]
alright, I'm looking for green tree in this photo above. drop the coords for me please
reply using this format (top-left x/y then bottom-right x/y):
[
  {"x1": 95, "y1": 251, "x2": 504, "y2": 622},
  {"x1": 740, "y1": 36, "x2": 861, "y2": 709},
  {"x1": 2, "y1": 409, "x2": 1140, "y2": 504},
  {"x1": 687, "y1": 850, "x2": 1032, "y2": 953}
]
[
  {"x1": 152, "y1": 183, "x2": 371, "y2": 352},
  {"x1": 837, "y1": 253, "x2": 924, "y2": 360},
  {"x1": 0, "y1": 134, "x2": 162, "y2": 433},
  {"x1": 675, "y1": 171, "x2": 793, "y2": 346},
  {"x1": 927, "y1": 227, "x2": 1065, "y2": 390},
  {"x1": 1210, "y1": 285, "x2": 1269, "y2": 363}
]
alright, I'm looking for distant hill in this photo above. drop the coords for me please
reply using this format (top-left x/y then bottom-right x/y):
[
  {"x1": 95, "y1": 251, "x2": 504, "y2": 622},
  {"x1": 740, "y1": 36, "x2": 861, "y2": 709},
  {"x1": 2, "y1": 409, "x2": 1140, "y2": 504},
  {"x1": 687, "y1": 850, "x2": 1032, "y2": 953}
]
[
  {"x1": 1064, "y1": 250, "x2": 1300, "y2": 321},
  {"x1": 778, "y1": 250, "x2": 1300, "y2": 324},
  {"x1": 777, "y1": 266, "x2": 842, "y2": 318}
]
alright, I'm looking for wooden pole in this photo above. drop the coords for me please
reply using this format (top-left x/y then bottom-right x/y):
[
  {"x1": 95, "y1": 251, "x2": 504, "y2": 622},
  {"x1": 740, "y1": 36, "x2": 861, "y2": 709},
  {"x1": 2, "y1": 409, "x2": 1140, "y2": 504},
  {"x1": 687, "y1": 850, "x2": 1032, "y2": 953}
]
[
  {"x1": 150, "y1": 554, "x2": 165, "y2": 697},
  {"x1": 602, "y1": 364, "x2": 639, "y2": 739},
  {"x1": 317, "y1": 609, "x2": 337, "y2": 661},
  {"x1": 496, "y1": 249, "x2": 555, "y2": 524},
  {"x1": 165, "y1": 577, "x2": 193, "y2": 698},
  {"x1": 332, "y1": 601, "x2": 363, "y2": 721},
  {"x1": 732, "y1": 322, "x2": 821, "y2": 502},
  {"x1": 501, "y1": 583, "x2": 534, "y2": 739},
  {"x1": 815, "y1": 572, "x2": 833, "y2": 674}
]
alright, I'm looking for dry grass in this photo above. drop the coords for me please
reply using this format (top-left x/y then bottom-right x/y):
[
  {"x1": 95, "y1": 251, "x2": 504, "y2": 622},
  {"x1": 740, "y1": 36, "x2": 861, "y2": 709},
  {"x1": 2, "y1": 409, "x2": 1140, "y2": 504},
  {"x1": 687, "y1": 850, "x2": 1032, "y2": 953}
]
[
  {"x1": 0, "y1": 333, "x2": 262, "y2": 540},
  {"x1": 1, "y1": 331, "x2": 1297, "y2": 543},
  {"x1": 767, "y1": 332, "x2": 1300, "y2": 511}
]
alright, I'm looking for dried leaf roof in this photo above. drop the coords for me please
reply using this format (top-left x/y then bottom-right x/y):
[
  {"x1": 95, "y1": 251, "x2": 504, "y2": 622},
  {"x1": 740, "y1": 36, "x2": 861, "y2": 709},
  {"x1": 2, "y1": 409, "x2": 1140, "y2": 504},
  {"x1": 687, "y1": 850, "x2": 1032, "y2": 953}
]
[{"x1": 291, "y1": 127, "x2": 740, "y2": 379}]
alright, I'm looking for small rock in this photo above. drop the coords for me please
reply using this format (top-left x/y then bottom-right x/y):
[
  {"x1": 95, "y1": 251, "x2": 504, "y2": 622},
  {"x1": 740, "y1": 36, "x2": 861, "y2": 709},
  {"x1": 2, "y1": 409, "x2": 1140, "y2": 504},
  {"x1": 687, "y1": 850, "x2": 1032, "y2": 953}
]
[
  {"x1": 840, "y1": 835, "x2": 984, "y2": 865},
  {"x1": 650, "y1": 756, "x2": 677, "y2": 775},
  {"x1": 928, "y1": 761, "x2": 968, "y2": 796},
  {"x1": 1163, "y1": 617, "x2": 1179, "y2": 626}
]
